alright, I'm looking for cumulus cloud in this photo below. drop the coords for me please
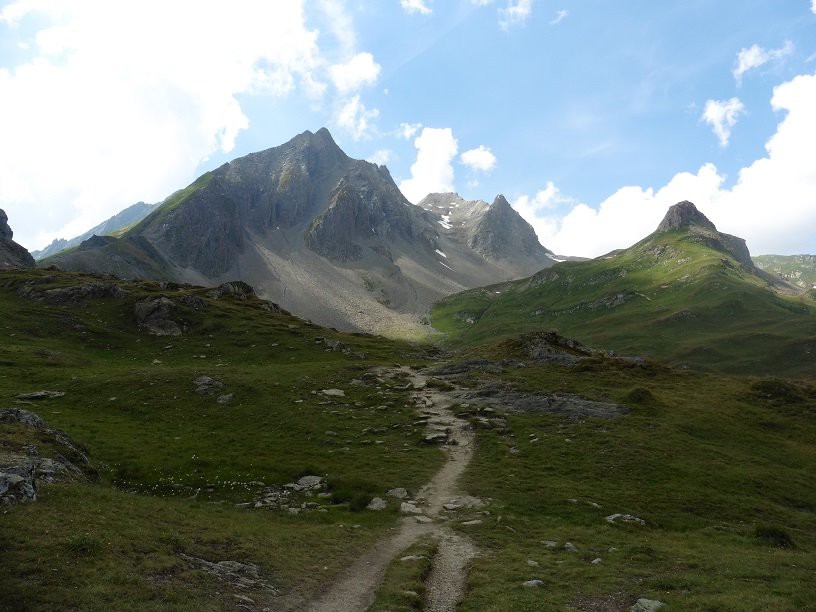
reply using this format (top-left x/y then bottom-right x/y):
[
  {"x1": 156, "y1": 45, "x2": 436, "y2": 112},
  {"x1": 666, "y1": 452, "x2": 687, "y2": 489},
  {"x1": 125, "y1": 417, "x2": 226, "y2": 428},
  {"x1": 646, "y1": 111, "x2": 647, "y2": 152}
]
[
  {"x1": 733, "y1": 41, "x2": 793, "y2": 83},
  {"x1": 329, "y1": 52, "x2": 381, "y2": 93},
  {"x1": 702, "y1": 98, "x2": 745, "y2": 147},
  {"x1": 335, "y1": 95, "x2": 380, "y2": 140},
  {"x1": 513, "y1": 72, "x2": 816, "y2": 257},
  {"x1": 400, "y1": 0, "x2": 432, "y2": 15},
  {"x1": 0, "y1": 0, "x2": 366, "y2": 249},
  {"x1": 499, "y1": 0, "x2": 533, "y2": 30},
  {"x1": 812, "y1": 0, "x2": 816, "y2": 14},
  {"x1": 398, "y1": 122, "x2": 423, "y2": 139},
  {"x1": 550, "y1": 9, "x2": 568, "y2": 25},
  {"x1": 366, "y1": 149, "x2": 393, "y2": 165},
  {"x1": 399, "y1": 127, "x2": 458, "y2": 203},
  {"x1": 460, "y1": 145, "x2": 497, "y2": 172}
]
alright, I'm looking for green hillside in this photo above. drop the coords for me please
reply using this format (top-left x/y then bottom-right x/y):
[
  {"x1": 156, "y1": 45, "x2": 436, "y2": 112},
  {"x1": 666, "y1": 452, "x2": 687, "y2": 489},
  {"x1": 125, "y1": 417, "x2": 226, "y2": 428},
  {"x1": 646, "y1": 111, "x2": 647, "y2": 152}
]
[
  {"x1": 432, "y1": 226, "x2": 816, "y2": 377},
  {"x1": 754, "y1": 254, "x2": 816, "y2": 291}
]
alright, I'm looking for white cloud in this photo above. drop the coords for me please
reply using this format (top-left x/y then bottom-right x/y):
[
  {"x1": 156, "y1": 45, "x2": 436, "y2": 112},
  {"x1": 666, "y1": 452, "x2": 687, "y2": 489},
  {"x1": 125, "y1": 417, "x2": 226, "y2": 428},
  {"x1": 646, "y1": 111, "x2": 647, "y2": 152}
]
[
  {"x1": 398, "y1": 122, "x2": 423, "y2": 139},
  {"x1": 702, "y1": 98, "x2": 745, "y2": 147},
  {"x1": 329, "y1": 52, "x2": 381, "y2": 94},
  {"x1": 335, "y1": 95, "x2": 380, "y2": 140},
  {"x1": 499, "y1": 0, "x2": 533, "y2": 30},
  {"x1": 460, "y1": 145, "x2": 497, "y2": 172},
  {"x1": 399, "y1": 127, "x2": 458, "y2": 203},
  {"x1": 513, "y1": 72, "x2": 816, "y2": 257},
  {"x1": 367, "y1": 149, "x2": 393, "y2": 165},
  {"x1": 0, "y1": 0, "x2": 343, "y2": 249},
  {"x1": 471, "y1": 0, "x2": 493, "y2": 5},
  {"x1": 550, "y1": 9, "x2": 568, "y2": 25},
  {"x1": 733, "y1": 41, "x2": 793, "y2": 83},
  {"x1": 812, "y1": 0, "x2": 816, "y2": 14},
  {"x1": 400, "y1": 0, "x2": 432, "y2": 15}
]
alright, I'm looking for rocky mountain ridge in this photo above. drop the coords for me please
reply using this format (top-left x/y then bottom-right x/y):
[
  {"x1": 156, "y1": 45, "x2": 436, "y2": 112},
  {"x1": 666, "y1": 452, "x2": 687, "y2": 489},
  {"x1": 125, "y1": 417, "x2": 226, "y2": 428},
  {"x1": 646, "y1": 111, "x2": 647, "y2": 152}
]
[
  {"x1": 48, "y1": 129, "x2": 555, "y2": 335},
  {"x1": 32, "y1": 201, "x2": 160, "y2": 261},
  {"x1": 0, "y1": 209, "x2": 35, "y2": 270}
]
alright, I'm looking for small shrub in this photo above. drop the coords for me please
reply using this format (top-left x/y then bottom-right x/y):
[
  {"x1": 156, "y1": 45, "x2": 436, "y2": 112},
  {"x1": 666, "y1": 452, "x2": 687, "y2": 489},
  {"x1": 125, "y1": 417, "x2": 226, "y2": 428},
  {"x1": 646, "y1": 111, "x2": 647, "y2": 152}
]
[{"x1": 754, "y1": 525, "x2": 795, "y2": 549}]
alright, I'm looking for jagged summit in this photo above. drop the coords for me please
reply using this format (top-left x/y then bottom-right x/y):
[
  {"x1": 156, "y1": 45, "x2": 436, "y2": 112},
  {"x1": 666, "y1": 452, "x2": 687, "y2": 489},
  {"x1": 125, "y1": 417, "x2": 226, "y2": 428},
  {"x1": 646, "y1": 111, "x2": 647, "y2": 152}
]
[
  {"x1": 656, "y1": 201, "x2": 717, "y2": 233},
  {"x1": 0, "y1": 209, "x2": 35, "y2": 270}
]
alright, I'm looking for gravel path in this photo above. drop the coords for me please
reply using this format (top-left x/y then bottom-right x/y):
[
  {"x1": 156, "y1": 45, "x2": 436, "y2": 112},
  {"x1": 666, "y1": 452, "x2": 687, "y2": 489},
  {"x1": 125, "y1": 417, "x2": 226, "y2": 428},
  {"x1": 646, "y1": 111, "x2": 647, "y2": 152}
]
[{"x1": 304, "y1": 367, "x2": 478, "y2": 612}]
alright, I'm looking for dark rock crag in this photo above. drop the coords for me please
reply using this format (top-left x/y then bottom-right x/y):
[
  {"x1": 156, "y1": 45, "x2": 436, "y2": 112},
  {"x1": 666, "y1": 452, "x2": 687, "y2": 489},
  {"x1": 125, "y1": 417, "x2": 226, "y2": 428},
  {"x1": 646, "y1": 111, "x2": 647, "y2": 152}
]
[{"x1": 0, "y1": 209, "x2": 35, "y2": 270}]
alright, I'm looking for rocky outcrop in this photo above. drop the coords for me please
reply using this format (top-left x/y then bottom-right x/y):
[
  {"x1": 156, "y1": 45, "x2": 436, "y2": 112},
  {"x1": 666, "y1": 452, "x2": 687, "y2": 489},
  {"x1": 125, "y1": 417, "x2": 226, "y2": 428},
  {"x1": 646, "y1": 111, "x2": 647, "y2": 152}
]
[
  {"x1": 0, "y1": 209, "x2": 35, "y2": 270},
  {"x1": 467, "y1": 194, "x2": 550, "y2": 261},
  {"x1": 653, "y1": 201, "x2": 753, "y2": 268},
  {"x1": 134, "y1": 296, "x2": 182, "y2": 336},
  {"x1": 0, "y1": 408, "x2": 95, "y2": 505}
]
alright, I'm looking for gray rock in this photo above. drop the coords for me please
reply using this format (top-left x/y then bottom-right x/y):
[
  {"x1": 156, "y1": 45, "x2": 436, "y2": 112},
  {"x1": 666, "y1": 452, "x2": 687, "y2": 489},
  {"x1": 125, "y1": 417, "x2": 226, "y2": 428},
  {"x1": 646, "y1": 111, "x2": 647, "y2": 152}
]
[
  {"x1": 0, "y1": 470, "x2": 37, "y2": 504},
  {"x1": 422, "y1": 432, "x2": 448, "y2": 444},
  {"x1": 415, "y1": 515, "x2": 433, "y2": 524},
  {"x1": 400, "y1": 502, "x2": 423, "y2": 515},
  {"x1": 367, "y1": 497, "x2": 387, "y2": 511},
  {"x1": 400, "y1": 555, "x2": 425, "y2": 562},
  {"x1": 179, "y1": 553, "x2": 278, "y2": 592},
  {"x1": 542, "y1": 540, "x2": 558, "y2": 548},
  {"x1": 523, "y1": 580, "x2": 544, "y2": 588},
  {"x1": 0, "y1": 209, "x2": 35, "y2": 269},
  {"x1": 461, "y1": 519, "x2": 483, "y2": 526},
  {"x1": 606, "y1": 513, "x2": 646, "y2": 526},
  {"x1": 387, "y1": 487, "x2": 408, "y2": 499},
  {"x1": 194, "y1": 376, "x2": 224, "y2": 395},
  {"x1": 591, "y1": 557, "x2": 602, "y2": 564},
  {"x1": 14, "y1": 391, "x2": 65, "y2": 401},
  {"x1": 295, "y1": 475, "x2": 324, "y2": 491},
  {"x1": 321, "y1": 388, "x2": 345, "y2": 397},
  {"x1": 216, "y1": 393, "x2": 234, "y2": 405},
  {"x1": 134, "y1": 297, "x2": 182, "y2": 336},
  {"x1": 563, "y1": 542, "x2": 578, "y2": 552},
  {"x1": 527, "y1": 559, "x2": 539, "y2": 567},
  {"x1": 0, "y1": 408, "x2": 47, "y2": 428},
  {"x1": 631, "y1": 598, "x2": 665, "y2": 612}
]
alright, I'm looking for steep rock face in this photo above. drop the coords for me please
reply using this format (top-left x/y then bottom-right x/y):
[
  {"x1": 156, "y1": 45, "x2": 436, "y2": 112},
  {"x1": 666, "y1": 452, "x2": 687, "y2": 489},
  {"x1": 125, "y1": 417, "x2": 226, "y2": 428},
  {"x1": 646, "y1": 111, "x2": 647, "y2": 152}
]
[
  {"x1": 656, "y1": 200, "x2": 717, "y2": 233},
  {"x1": 0, "y1": 209, "x2": 35, "y2": 270},
  {"x1": 653, "y1": 201, "x2": 752, "y2": 268},
  {"x1": 50, "y1": 129, "x2": 555, "y2": 335},
  {"x1": 467, "y1": 195, "x2": 547, "y2": 260}
]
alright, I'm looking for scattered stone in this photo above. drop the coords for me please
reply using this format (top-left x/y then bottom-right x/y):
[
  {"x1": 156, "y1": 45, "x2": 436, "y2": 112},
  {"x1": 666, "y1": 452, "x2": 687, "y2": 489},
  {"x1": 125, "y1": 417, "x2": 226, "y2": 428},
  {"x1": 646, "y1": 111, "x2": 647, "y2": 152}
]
[
  {"x1": 207, "y1": 281, "x2": 256, "y2": 300},
  {"x1": 542, "y1": 540, "x2": 558, "y2": 548},
  {"x1": 194, "y1": 376, "x2": 224, "y2": 396},
  {"x1": 443, "y1": 503, "x2": 462, "y2": 511},
  {"x1": 631, "y1": 598, "x2": 666, "y2": 612},
  {"x1": 591, "y1": 558, "x2": 602, "y2": 564},
  {"x1": 14, "y1": 391, "x2": 64, "y2": 401},
  {"x1": 422, "y1": 432, "x2": 448, "y2": 444},
  {"x1": 178, "y1": 553, "x2": 278, "y2": 592},
  {"x1": 415, "y1": 516, "x2": 433, "y2": 524},
  {"x1": 367, "y1": 497, "x2": 387, "y2": 511},
  {"x1": 563, "y1": 542, "x2": 578, "y2": 552},
  {"x1": 400, "y1": 502, "x2": 423, "y2": 515},
  {"x1": 606, "y1": 513, "x2": 646, "y2": 526},
  {"x1": 400, "y1": 555, "x2": 425, "y2": 562},
  {"x1": 523, "y1": 580, "x2": 544, "y2": 588},
  {"x1": 387, "y1": 487, "x2": 408, "y2": 499},
  {"x1": 321, "y1": 388, "x2": 346, "y2": 397},
  {"x1": 0, "y1": 470, "x2": 36, "y2": 504},
  {"x1": 216, "y1": 393, "x2": 234, "y2": 405},
  {"x1": 461, "y1": 519, "x2": 483, "y2": 526},
  {"x1": 527, "y1": 559, "x2": 539, "y2": 567},
  {"x1": 294, "y1": 475, "x2": 324, "y2": 491}
]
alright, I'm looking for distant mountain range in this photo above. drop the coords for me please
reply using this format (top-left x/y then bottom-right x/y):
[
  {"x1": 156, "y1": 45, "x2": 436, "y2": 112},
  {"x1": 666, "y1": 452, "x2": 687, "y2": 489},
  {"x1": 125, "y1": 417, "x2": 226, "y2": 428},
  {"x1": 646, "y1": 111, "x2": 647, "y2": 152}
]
[
  {"x1": 32, "y1": 201, "x2": 160, "y2": 260},
  {"x1": 47, "y1": 128, "x2": 556, "y2": 334},
  {"x1": 753, "y1": 254, "x2": 816, "y2": 291},
  {"x1": 433, "y1": 201, "x2": 816, "y2": 376}
]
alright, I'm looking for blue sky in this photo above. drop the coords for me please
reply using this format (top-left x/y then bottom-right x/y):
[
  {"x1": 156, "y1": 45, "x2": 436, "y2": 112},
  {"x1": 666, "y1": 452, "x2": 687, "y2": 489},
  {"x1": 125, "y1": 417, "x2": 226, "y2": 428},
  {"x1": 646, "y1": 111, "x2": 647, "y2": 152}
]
[{"x1": 1, "y1": 1, "x2": 815, "y2": 256}]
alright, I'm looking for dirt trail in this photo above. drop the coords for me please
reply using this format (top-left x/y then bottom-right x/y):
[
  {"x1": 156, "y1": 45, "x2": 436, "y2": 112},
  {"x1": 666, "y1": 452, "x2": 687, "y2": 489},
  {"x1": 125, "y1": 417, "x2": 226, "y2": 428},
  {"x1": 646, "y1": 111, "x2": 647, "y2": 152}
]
[{"x1": 304, "y1": 367, "x2": 478, "y2": 612}]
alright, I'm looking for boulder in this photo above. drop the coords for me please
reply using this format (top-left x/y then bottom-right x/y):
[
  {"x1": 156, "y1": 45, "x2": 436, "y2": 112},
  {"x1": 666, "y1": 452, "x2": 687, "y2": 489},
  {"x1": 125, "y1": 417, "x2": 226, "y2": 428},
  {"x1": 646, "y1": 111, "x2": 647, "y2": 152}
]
[
  {"x1": 631, "y1": 598, "x2": 665, "y2": 612},
  {"x1": 134, "y1": 297, "x2": 182, "y2": 336},
  {"x1": 366, "y1": 497, "x2": 387, "y2": 511}
]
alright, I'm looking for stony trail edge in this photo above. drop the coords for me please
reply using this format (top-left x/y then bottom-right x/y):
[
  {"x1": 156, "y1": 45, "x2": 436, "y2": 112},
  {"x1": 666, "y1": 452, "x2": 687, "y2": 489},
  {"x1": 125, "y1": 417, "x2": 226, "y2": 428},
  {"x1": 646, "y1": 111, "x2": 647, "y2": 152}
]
[{"x1": 304, "y1": 366, "x2": 479, "y2": 612}]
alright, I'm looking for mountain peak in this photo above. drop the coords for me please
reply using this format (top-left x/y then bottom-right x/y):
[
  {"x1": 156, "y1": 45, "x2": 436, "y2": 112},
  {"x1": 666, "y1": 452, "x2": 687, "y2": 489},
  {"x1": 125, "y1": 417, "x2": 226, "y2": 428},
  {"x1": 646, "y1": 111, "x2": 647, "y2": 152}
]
[
  {"x1": 491, "y1": 194, "x2": 511, "y2": 209},
  {"x1": 656, "y1": 201, "x2": 717, "y2": 233}
]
